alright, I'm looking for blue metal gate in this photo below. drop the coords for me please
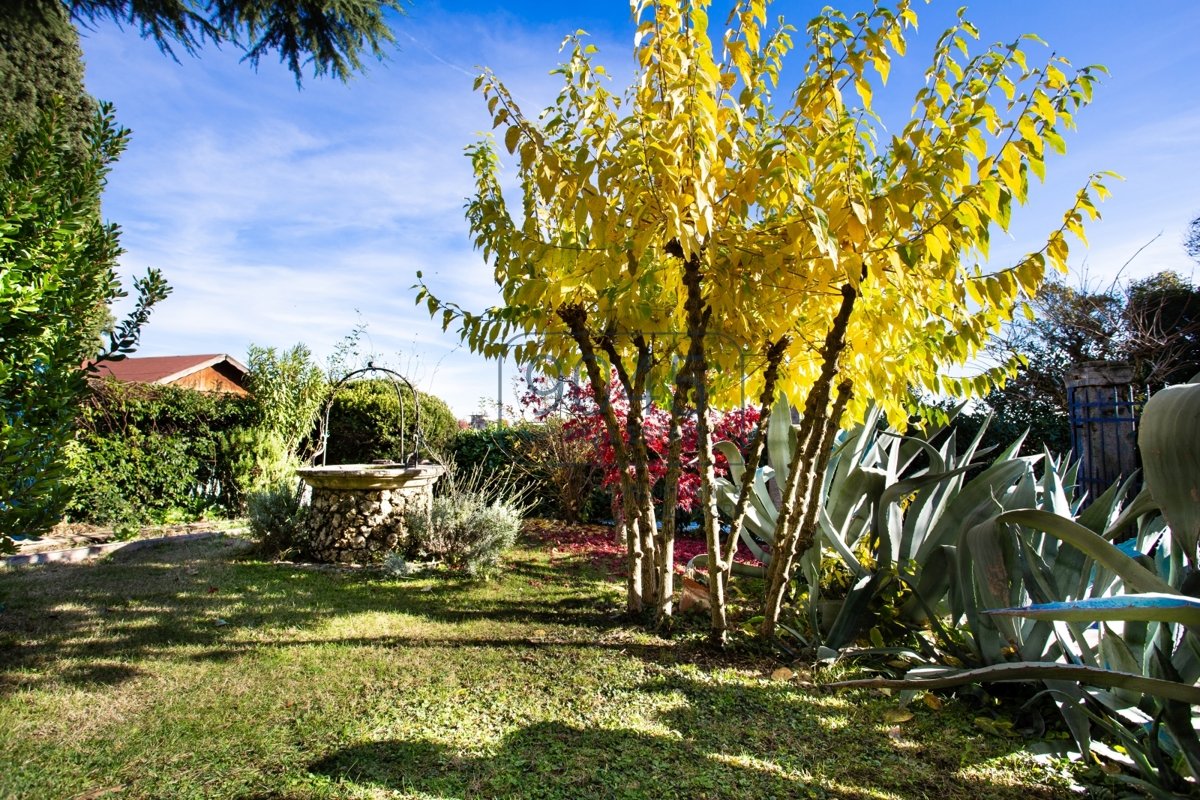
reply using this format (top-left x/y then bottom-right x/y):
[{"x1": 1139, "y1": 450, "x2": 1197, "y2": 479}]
[{"x1": 1066, "y1": 362, "x2": 1140, "y2": 502}]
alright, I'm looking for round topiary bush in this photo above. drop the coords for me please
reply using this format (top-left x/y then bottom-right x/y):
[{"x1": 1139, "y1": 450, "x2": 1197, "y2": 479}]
[{"x1": 322, "y1": 379, "x2": 457, "y2": 464}]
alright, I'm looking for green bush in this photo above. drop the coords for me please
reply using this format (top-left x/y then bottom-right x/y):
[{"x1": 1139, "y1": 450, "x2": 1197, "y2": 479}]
[
  {"x1": 406, "y1": 463, "x2": 529, "y2": 578},
  {"x1": 246, "y1": 481, "x2": 307, "y2": 557},
  {"x1": 323, "y1": 379, "x2": 457, "y2": 464},
  {"x1": 65, "y1": 380, "x2": 254, "y2": 525},
  {"x1": 407, "y1": 492, "x2": 523, "y2": 578}
]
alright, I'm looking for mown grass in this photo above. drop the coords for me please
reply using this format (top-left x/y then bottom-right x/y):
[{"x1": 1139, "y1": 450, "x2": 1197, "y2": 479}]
[{"x1": 0, "y1": 532, "x2": 1080, "y2": 799}]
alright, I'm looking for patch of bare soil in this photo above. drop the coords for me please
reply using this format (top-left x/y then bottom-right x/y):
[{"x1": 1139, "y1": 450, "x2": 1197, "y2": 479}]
[{"x1": 15, "y1": 520, "x2": 243, "y2": 555}]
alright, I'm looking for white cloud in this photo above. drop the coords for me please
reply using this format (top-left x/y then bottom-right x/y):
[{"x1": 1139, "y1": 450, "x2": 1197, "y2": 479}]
[
  {"x1": 79, "y1": 1, "x2": 1200, "y2": 417},
  {"x1": 81, "y1": 6, "x2": 609, "y2": 417}
]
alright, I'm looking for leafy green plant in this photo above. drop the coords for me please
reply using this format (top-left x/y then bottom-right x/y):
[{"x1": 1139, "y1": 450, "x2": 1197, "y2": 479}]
[
  {"x1": 450, "y1": 424, "x2": 586, "y2": 520},
  {"x1": 407, "y1": 494, "x2": 522, "y2": 579},
  {"x1": 322, "y1": 378, "x2": 458, "y2": 464},
  {"x1": 383, "y1": 551, "x2": 411, "y2": 578},
  {"x1": 246, "y1": 481, "x2": 307, "y2": 557},
  {"x1": 827, "y1": 379, "x2": 1200, "y2": 795},
  {"x1": 713, "y1": 395, "x2": 1047, "y2": 653},
  {"x1": 0, "y1": 100, "x2": 169, "y2": 546},
  {"x1": 66, "y1": 380, "x2": 253, "y2": 525},
  {"x1": 407, "y1": 463, "x2": 530, "y2": 578}
]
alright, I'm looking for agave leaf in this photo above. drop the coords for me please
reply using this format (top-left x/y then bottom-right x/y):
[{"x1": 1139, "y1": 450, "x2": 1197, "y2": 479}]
[
  {"x1": 766, "y1": 391, "x2": 795, "y2": 496},
  {"x1": 996, "y1": 509, "x2": 1177, "y2": 595},
  {"x1": 817, "y1": 500, "x2": 869, "y2": 576},
  {"x1": 1037, "y1": 447, "x2": 1073, "y2": 516},
  {"x1": 827, "y1": 466, "x2": 885, "y2": 552},
  {"x1": 715, "y1": 440, "x2": 746, "y2": 485},
  {"x1": 1103, "y1": 485, "x2": 1160, "y2": 540},
  {"x1": 1038, "y1": 680, "x2": 1093, "y2": 757},
  {"x1": 918, "y1": 458, "x2": 1034, "y2": 564},
  {"x1": 828, "y1": 405, "x2": 883, "y2": 493},
  {"x1": 961, "y1": 517, "x2": 1021, "y2": 664},
  {"x1": 824, "y1": 661, "x2": 1200, "y2": 705},
  {"x1": 986, "y1": 593, "x2": 1200, "y2": 625},
  {"x1": 893, "y1": 402, "x2": 963, "y2": 475},
  {"x1": 737, "y1": 507, "x2": 773, "y2": 559},
  {"x1": 899, "y1": 544, "x2": 955, "y2": 624},
  {"x1": 1098, "y1": 625, "x2": 1147, "y2": 705},
  {"x1": 885, "y1": 463, "x2": 975, "y2": 564},
  {"x1": 957, "y1": 411, "x2": 996, "y2": 466},
  {"x1": 880, "y1": 429, "x2": 947, "y2": 480},
  {"x1": 1013, "y1": 536, "x2": 1066, "y2": 661},
  {"x1": 750, "y1": 466, "x2": 779, "y2": 531},
  {"x1": 824, "y1": 573, "x2": 882, "y2": 650},
  {"x1": 1076, "y1": 472, "x2": 1134, "y2": 537},
  {"x1": 1139, "y1": 382, "x2": 1200, "y2": 567},
  {"x1": 1085, "y1": 687, "x2": 1156, "y2": 726}
]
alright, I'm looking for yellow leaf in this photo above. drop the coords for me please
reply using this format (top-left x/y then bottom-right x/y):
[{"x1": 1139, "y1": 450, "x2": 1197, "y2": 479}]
[
  {"x1": 504, "y1": 125, "x2": 521, "y2": 155},
  {"x1": 855, "y1": 78, "x2": 873, "y2": 108}
]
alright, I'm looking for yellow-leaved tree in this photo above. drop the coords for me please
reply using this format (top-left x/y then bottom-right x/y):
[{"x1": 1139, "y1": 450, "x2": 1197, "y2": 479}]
[{"x1": 417, "y1": 0, "x2": 1109, "y2": 643}]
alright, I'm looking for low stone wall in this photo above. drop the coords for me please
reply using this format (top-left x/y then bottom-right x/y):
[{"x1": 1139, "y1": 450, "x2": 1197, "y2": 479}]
[{"x1": 303, "y1": 484, "x2": 432, "y2": 563}]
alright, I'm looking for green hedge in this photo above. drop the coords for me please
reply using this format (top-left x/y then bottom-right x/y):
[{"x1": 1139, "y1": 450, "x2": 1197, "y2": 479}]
[
  {"x1": 65, "y1": 380, "x2": 255, "y2": 525},
  {"x1": 322, "y1": 379, "x2": 457, "y2": 464}
]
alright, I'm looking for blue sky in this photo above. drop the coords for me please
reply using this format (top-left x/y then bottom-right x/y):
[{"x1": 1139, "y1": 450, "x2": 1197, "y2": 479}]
[{"x1": 79, "y1": 1, "x2": 1200, "y2": 418}]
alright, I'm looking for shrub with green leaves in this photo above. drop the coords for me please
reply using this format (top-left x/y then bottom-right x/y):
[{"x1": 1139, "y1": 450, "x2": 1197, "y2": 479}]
[
  {"x1": 407, "y1": 465, "x2": 528, "y2": 578},
  {"x1": 65, "y1": 380, "x2": 253, "y2": 526},
  {"x1": 323, "y1": 378, "x2": 457, "y2": 464},
  {"x1": 246, "y1": 481, "x2": 307, "y2": 557},
  {"x1": 450, "y1": 423, "x2": 604, "y2": 521},
  {"x1": 0, "y1": 99, "x2": 169, "y2": 545},
  {"x1": 408, "y1": 494, "x2": 521, "y2": 578}
]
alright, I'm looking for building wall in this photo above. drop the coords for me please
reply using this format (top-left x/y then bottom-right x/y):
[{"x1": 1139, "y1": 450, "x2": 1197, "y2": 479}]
[{"x1": 171, "y1": 364, "x2": 249, "y2": 395}]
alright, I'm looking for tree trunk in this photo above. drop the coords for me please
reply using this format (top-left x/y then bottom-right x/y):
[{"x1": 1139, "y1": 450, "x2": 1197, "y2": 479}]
[
  {"x1": 656, "y1": 382, "x2": 691, "y2": 624},
  {"x1": 760, "y1": 280, "x2": 860, "y2": 640},
  {"x1": 677, "y1": 250, "x2": 730, "y2": 645},
  {"x1": 760, "y1": 380, "x2": 853, "y2": 638},
  {"x1": 600, "y1": 335, "x2": 660, "y2": 609},
  {"x1": 715, "y1": 336, "x2": 789, "y2": 582},
  {"x1": 559, "y1": 304, "x2": 646, "y2": 613}
]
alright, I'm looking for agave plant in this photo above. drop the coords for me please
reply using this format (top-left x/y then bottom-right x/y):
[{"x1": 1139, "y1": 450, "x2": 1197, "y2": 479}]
[
  {"x1": 711, "y1": 395, "x2": 1055, "y2": 651},
  {"x1": 828, "y1": 379, "x2": 1200, "y2": 795}
]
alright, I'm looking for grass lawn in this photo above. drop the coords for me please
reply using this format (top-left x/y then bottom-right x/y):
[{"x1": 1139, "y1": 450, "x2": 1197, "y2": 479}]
[{"x1": 0, "y1": 529, "x2": 1081, "y2": 799}]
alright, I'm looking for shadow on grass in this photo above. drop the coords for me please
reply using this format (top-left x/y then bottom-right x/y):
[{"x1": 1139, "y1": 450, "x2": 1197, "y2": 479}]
[
  {"x1": 308, "y1": 702, "x2": 1065, "y2": 800},
  {"x1": 0, "y1": 535, "x2": 658, "y2": 693},
  {"x1": 0, "y1": 535, "x2": 1073, "y2": 799},
  {"x1": 309, "y1": 721, "x2": 824, "y2": 800}
]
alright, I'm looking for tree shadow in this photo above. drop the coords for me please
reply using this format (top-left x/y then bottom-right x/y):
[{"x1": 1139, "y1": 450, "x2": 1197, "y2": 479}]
[
  {"x1": 634, "y1": 672, "x2": 1072, "y2": 799},
  {"x1": 309, "y1": 703, "x2": 1065, "y2": 800},
  {"x1": 309, "y1": 721, "x2": 827, "y2": 800},
  {"x1": 0, "y1": 534, "x2": 652, "y2": 694}
]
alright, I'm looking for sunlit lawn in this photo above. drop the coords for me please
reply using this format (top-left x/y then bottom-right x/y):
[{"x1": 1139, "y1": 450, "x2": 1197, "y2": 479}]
[{"x1": 0, "y1": 531, "x2": 1080, "y2": 799}]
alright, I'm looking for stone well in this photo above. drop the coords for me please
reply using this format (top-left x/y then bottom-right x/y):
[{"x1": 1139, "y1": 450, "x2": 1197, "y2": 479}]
[{"x1": 295, "y1": 463, "x2": 445, "y2": 563}]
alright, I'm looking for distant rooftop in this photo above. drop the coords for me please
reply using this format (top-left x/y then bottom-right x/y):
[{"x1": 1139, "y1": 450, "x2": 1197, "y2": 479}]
[{"x1": 88, "y1": 354, "x2": 250, "y2": 394}]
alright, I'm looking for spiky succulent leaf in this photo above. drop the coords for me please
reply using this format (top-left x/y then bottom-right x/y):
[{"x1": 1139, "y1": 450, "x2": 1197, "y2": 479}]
[
  {"x1": 1139, "y1": 382, "x2": 1200, "y2": 566},
  {"x1": 987, "y1": 593, "x2": 1200, "y2": 625}
]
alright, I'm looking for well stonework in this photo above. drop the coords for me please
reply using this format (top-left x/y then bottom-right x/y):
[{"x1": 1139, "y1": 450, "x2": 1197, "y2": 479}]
[{"x1": 295, "y1": 465, "x2": 444, "y2": 563}]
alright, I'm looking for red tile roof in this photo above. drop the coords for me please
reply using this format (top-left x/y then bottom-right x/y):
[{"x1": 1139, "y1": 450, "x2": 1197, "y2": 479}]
[{"x1": 88, "y1": 354, "x2": 248, "y2": 385}]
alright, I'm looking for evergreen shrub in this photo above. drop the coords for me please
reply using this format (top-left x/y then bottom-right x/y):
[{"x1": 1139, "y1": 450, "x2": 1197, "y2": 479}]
[
  {"x1": 245, "y1": 481, "x2": 307, "y2": 556},
  {"x1": 65, "y1": 380, "x2": 254, "y2": 525},
  {"x1": 323, "y1": 379, "x2": 457, "y2": 464},
  {"x1": 449, "y1": 423, "x2": 607, "y2": 522}
]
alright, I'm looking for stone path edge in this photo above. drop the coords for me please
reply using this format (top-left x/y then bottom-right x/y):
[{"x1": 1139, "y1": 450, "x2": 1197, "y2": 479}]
[{"x1": 3, "y1": 529, "x2": 249, "y2": 568}]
